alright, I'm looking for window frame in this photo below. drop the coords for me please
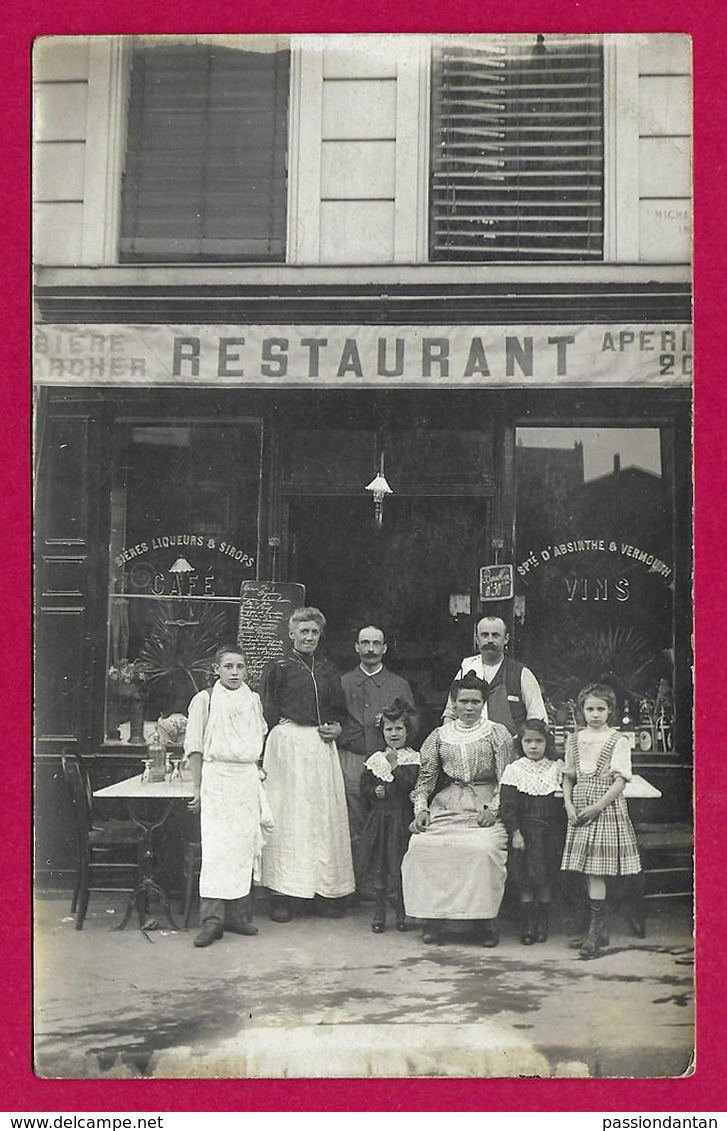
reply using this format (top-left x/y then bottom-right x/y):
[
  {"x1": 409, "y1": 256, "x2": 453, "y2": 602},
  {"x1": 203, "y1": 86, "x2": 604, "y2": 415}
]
[
  {"x1": 512, "y1": 407, "x2": 691, "y2": 761},
  {"x1": 103, "y1": 413, "x2": 265, "y2": 744}
]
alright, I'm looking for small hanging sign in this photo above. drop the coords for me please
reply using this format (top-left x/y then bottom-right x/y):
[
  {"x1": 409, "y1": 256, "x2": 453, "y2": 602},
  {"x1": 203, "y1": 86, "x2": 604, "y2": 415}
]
[{"x1": 479, "y1": 564, "x2": 514, "y2": 602}]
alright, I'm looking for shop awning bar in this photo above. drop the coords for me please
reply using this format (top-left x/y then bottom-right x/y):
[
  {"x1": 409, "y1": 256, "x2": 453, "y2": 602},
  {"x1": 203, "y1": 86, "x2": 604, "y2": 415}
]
[{"x1": 34, "y1": 281, "x2": 691, "y2": 325}]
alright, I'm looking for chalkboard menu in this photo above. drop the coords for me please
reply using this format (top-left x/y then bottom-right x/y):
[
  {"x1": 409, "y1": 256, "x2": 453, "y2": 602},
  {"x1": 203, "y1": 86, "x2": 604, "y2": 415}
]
[{"x1": 237, "y1": 581, "x2": 306, "y2": 690}]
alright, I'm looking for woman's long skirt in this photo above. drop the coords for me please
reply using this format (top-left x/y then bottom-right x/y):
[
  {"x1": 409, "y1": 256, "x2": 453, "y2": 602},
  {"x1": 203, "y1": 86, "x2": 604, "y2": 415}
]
[{"x1": 401, "y1": 782, "x2": 508, "y2": 920}]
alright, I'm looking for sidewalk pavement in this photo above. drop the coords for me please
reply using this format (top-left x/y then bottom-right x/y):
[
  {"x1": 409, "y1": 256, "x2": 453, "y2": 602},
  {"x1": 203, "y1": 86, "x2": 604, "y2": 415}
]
[{"x1": 34, "y1": 893, "x2": 694, "y2": 1080}]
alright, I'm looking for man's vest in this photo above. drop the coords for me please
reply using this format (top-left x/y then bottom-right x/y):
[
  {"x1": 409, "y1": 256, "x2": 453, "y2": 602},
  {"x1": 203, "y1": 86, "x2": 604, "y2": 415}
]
[{"x1": 484, "y1": 657, "x2": 527, "y2": 735}]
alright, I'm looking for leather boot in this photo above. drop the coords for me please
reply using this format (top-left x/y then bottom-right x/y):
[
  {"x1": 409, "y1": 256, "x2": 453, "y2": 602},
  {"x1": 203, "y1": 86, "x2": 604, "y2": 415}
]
[
  {"x1": 226, "y1": 894, "x2": 259, "y2": 936},
  {"x1": 568, "y1": 909, "x2": 609, "y2": 949},
  {"x1": 422, "y1": 920, "x2": 442, "y2": 944},
  {"x1": 269, "y1": 893, "x2": 294, "y2": 923},
  {"x1": 480, "y1": 918, "x2": 500, "y2": 948},
  {"x1": 314, "y1": 895, "x2": 346, "y2": 919},
  {"x1": 395, "y1": 898, "x2": 408, "y2": 932},
  {"x1": 579, "y1": 899, "x2": 606, "y2": 959},
  {"x1": 534, "y1": 903, "x2": 550, "y2": 944},
  {"x1": 520, "y1": 903, "x2": 536, "y2": 945},
  {"x1": 371, "y1": 893, "x2": 387, "y2": 933},
  {"x1": 193, "y1": 920, "x2": 223, "y2": 947}
]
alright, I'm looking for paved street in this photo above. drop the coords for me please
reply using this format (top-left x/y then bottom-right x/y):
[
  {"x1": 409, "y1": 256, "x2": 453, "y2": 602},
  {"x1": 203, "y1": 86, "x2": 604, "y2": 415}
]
[{"x1": 34, "y1": 894, "x2": 694, "y2": 1080}]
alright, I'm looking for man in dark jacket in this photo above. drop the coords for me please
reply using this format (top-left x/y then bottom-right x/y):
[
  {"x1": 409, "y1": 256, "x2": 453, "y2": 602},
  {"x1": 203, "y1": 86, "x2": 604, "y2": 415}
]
[{"x1": 338, "y1": 625, "x2": 415, "y2": 873}]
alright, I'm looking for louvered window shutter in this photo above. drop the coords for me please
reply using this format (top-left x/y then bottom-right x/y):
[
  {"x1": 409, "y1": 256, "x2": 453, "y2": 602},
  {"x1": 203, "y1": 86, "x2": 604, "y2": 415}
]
[
  {"x1": 430, "y1": 35, "x2": 604, "y2": 262},
  {"x1": 120, "y1": 43, "x2": 289, "y2": 262}
]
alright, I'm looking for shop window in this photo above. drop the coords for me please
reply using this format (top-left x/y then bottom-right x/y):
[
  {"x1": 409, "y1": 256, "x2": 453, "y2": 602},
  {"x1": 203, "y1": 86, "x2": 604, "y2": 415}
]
[
  {"x1": 514, "y1": 427, "x2": 676, "y2": 749},
  {"x1": 430, "y1": 35, "x2": 604, "y2": 262},
  {"x1": 105, "y1": 420, "x2": 262, "y2": 743},
  {"x1": 120, "y1": 40, "x2": 289, "y2": 262}
]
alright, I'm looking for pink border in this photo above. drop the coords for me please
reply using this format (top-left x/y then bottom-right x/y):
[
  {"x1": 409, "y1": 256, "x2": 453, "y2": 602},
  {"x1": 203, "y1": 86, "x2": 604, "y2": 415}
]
[{"x1": 9, "y1": 0, "x2": 725, "y2": 1111}]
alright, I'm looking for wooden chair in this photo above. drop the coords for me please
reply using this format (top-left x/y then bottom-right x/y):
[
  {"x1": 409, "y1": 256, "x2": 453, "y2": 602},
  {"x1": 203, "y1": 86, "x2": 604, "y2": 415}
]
[
  {"x1": 60, "y1": 753, "x2": 144, "y2": 930},
  {"x1": 182, "y1": 840, "x2": 202, "y2": 927}
]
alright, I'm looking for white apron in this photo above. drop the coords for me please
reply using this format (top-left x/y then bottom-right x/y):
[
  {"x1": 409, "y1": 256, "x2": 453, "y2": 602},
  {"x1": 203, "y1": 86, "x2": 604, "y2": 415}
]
[
  {"x1": 199, "y1": 761, "x2": 273, "y2": 900},
  {"x1": 260, "y1": 721, "x2": 355, "y2": 899}
]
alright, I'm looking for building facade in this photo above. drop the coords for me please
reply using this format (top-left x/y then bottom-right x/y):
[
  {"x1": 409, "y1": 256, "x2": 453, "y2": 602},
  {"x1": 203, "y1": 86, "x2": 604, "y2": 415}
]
[{"x1": 33, "y1": 33, "x2": 692, "y2": 887}]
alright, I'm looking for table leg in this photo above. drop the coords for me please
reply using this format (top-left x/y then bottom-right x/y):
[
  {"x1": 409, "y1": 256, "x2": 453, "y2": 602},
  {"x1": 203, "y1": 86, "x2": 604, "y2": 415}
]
[
  {"x1": 114, "y1": 800, "x2": 181, "y2": 931},
  {"x1": 115, "y1": 877, "x2": 181, "y2": 931},
  {"x1": 624, "y1": 872, "x2": 647, "y2": 938}
]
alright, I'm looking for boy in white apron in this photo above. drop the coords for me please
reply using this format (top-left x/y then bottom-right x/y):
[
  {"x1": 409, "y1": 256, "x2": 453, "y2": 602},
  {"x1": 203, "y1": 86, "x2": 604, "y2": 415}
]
[{"x1": 184, "y1": 646, "x2": 272, "y2": 948}]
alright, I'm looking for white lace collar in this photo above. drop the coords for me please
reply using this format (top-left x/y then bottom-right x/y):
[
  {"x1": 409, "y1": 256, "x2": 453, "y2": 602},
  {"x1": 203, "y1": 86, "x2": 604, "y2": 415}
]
[
  {"x1": 364, "y1": 747, "x2": 421, "y2": 782},
  {"x1": 439, "y1": 715, "x2": 494, "y2": 745},
  {"x1": 500, "y1": 756, "x2": 564, "y2": 796}
]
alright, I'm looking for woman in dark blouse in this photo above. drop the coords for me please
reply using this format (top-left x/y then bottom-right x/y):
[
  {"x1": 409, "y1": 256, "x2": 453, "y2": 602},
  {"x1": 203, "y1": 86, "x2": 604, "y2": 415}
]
[{"x1": 258, "y1": 607, "x2": 355, "y2": 921}]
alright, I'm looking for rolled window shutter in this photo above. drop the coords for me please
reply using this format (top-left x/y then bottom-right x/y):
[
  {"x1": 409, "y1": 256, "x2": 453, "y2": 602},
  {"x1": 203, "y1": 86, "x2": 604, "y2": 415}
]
[
  {"x1": 120, "y1": 44, "x2": 289, "y2": 262},
  {"x1": 430, "y1": 35, "x2": 604, "y2": 262}
]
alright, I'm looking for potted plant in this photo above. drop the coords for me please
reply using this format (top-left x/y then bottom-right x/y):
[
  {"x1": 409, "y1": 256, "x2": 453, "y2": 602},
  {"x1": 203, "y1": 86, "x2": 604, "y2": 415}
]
[{"x1": 108, "y1": 658, "x2": 154, "y2": 743}]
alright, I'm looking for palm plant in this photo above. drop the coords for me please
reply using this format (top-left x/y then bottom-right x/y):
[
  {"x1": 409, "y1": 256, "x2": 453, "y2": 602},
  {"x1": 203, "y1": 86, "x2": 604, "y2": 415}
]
[
  {"x1": 138, "y1": 602, "x2": 231, "y2": 693},
  {"x1": 542, "y1": 623, "x2": 663, "y2": 705}
]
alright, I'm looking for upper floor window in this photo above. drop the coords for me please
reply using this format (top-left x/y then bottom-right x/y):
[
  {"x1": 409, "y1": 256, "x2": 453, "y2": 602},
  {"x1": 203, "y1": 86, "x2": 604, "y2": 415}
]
[
  {"x1": 430, "y1": 35, "x2": 604, "y2": 262},
  {"x1": 120, "y1": 39, "x2": 289, "y2": 262}
]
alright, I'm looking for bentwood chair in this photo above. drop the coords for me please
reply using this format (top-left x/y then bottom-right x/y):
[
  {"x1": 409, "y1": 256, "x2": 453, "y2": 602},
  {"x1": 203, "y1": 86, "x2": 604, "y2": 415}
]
[
  {"x1": 182, "y1": 839, "x2": 202, "y2": 927},
  {"x1": 60, "y1": 753, "x2": 144, "y2": 930}
]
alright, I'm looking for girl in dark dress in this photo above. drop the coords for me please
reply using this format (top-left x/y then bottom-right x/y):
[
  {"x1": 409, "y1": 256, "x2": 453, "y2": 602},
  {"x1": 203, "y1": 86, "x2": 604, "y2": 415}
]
[
  {"x1": 499, "y1": 719, "x2": 566, "y2": 945},
  {"x1": 358, "y1": 699, "x2": 420, "y2": 934}
]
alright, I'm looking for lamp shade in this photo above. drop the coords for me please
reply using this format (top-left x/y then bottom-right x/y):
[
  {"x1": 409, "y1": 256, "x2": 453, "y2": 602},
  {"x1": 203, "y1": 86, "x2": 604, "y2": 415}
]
[
  {"x1": 169, "y1": 557, "x2": 194, "y2": 573},
  {"x1": 365, "y1": 473, "x2": 393, "y2": 497}
]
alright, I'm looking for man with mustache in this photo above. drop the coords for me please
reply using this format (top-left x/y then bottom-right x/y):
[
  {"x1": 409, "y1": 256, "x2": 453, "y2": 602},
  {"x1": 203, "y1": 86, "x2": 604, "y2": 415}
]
[
  {"x1": 444, "y1": 615, "x2": 547, "y2": 736},
  {"x1": 338, "y1": 625, "x2": 415, "y2": 877}
]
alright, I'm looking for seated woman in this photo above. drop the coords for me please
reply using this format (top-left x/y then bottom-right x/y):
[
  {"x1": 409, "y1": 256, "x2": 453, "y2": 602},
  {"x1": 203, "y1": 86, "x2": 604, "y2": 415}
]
[{"x1": 401, "y1": 671, "x2": 515, "y2": 946}]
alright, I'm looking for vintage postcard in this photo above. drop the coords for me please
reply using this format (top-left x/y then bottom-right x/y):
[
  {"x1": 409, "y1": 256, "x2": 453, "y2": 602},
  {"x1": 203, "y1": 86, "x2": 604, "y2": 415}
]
[{"x1": 32, "y1": 32, "x2": 693, "y2": 1081}]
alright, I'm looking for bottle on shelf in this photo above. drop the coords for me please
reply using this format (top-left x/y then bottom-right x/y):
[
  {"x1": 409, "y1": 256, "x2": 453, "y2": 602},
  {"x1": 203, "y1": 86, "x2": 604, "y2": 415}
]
[
  {"x1": 147, "y1": 727, "x2": 167, "y2": 783},
  {"x1": 620, "y1": 698, "x2": 636, "y2": 749},
  {"x1": 657, "y1": 705, "x2": 673, "y2": 753},
  {"x1": 637, "y1": 698, "x2": 655, "y2": 752},
  {"x1": 654, "y1": 679, "x2": 674, "y2": 752}
]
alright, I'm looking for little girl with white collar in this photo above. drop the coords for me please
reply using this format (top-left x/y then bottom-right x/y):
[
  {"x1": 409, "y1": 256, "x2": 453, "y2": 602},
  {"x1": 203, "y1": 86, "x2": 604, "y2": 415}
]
[
  {"x1": 358, "y1": 698, "x2": 420, "y2": 933},
  {"x1": 499, "y1": 718, "x2": 565, "y2": 946}
]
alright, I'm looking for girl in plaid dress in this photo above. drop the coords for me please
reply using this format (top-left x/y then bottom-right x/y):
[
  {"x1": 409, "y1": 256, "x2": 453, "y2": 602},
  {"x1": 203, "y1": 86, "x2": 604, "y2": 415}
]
[{"x1": 561, "y1": 683, "x2": 642, "y2": 959}]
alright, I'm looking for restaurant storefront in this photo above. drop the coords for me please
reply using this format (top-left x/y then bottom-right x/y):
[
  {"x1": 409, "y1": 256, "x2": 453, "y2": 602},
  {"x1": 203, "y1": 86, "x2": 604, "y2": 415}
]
[
  {"x1": 34, "y1": 295, "x2": 692, "y2": 888},
  {"x1": 31, "y1": 12, "x2": 697, "y2": 913}
]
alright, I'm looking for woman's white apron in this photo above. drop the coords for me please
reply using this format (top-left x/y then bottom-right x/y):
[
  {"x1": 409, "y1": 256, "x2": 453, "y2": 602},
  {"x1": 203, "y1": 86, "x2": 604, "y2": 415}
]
[{"x1": 260, "y1": 720, "x2": 355, "y2": 899}]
